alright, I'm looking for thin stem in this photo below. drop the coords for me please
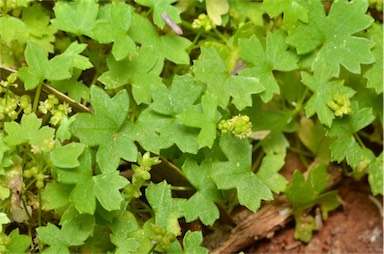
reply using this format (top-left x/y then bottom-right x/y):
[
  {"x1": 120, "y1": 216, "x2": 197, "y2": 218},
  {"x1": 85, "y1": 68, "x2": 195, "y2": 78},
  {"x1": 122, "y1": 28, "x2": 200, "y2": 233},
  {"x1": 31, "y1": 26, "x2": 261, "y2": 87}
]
[
  {"x1": 32, "y1": 83, "x2": 43, "y2": 113},
  {"x1": 147, "y1": 243, "x2": 157, "y2": 254},
  {"x1": 212, "y1": 28, "x2": 229, "y2": 44},
  {"x1": 38, "y1": 188, "x2": 42, "y2": 227},
  {"x1": 353, "y1": 133, "x2": 366, "y2": 149}
]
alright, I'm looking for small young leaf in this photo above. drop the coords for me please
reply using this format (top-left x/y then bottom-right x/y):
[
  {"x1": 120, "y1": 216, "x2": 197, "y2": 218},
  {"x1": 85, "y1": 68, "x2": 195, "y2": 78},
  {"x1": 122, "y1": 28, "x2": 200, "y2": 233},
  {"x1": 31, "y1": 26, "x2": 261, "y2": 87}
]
[
  {"x1": 168, "y1": 230, "x2": 209, "y2": 254},
  {"x1": 4, "y1": 113, "x2": 55, "y2": 152},
  {"x1": 364, "y1": 22, "x2": 383, "y2": 94},
  {"x1": 182, "y1": 158, "x2": 222, "y2": 226},
  {"x1": 261, "y1": 0, "x2": 308, "y2": 32},
  {"x1": 146, "y1": 181, "x2": 185, "y2": 236},
  {"x1": 256, "y1": 152, "x2": 288, "y2": 193},
  {"x1": 110, "y1": 231, "x2": 140, "y2": 254},
  {"x1": 368, "y1": 152, "x2": 383, "y2": 196},
  {"x1": 206, "y1": 0, "x2": 229, "y2": 25},
  {"x1": 178, "y1": 92, "x2": 218, "y2": 149}
]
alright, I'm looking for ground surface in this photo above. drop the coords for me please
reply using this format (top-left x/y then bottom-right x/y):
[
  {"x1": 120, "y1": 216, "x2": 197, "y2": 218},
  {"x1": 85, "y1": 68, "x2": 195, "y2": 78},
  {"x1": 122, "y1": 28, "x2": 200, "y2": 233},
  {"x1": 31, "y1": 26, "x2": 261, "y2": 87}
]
[{"x1": 202, "y1": 153, "x2": 383, "y2": 253}]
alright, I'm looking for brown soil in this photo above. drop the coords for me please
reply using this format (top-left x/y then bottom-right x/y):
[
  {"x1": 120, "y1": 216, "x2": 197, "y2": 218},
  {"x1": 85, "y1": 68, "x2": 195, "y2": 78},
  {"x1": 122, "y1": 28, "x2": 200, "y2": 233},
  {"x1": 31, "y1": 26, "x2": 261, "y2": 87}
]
[
  {"x1": 245, "y1": 177, "x2": 383, "y2": 254},
  {"x1": 202, "y1": 153, "x2": 383, "y2": 253}
]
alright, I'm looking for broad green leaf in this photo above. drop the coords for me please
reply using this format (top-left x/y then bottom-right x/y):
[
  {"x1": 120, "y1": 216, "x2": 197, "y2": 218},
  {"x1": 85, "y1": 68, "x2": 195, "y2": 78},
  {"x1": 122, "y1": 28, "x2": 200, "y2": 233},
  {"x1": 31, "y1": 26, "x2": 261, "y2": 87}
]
[
  {"x1": 287, "y1": 0, "x2": 374, "y2": 77},
  {"x1": 52, "y1": 0, "x2": 98, "y2": 36},
  {"x1": 364, "y1": 22, "x2": 383, "y2": 94},
  {"x1": 326, "y1": 102, "x2": 375, "y2": 168},
  {"x1": 4, "y1": 113, "x2": 55, "y2": 153},
  {"x1": 181, "y1": 158, "x2": 222, "y2": 226},
  {"x1": 22, "y1": 4, "x2": 57, "y2": 52},
  {"x1": 110, "y1": 231, "x2": 140, "y2": 254},
  {"x1": 211, "y1": 135, "x2": 273, "y2": 212},
  {"x1": 286, "y1": 163, "x2": 330, "y2": 207},
  {"x1": 98, "y1": 46, "x2": 163, "y2": 105},
  {"x1": 91, "y1": 2, "x2": 136, "y2": 61},
  {"x1": 70, "y1": 86, "x2": 137, "y2": 173},
  {"x1": 18, "y1": 41, "x2": 90, "y2": 90},
  {"x1": 178, "y1": 93, "x2": 218, "y2": 149},
  {"x1": 0, "y1": 16, "x2": 28, "y2": 45},
  {"x1": 127, "y1": 108, "x2": 199, "y2": 154},
  {"x1": 150, "y1": 74, "x2": 202, "y2": 116},
  {"x1": 301, "y1": 62, "x2": 355, "y2": 127},
  {"x1": 56, "y1": 149, "x2": 128, "y2": 213},
  {"x1": 134, "y1": 0, "x2": 181, "y2": 29},
  {"x1": 146, "y1": 181, "x2": 185, "y2": 236},
  {"x1": 7, "y1": 228, "x2": 32, "y2": 254},
  {"x1": 256, "y1": 152, "x2": 288, "y2": 193},
  {"x1": 239, "y1": 30, "x2": 299, "y2": 102},
  {"x1": 50, "y1": 69, "x2": 90, "y2": 103},
  {"x1": 206, "y1": 0, "x2": 229, "y2": 25},
  {"x1": 50, "y1": 142, "x2": 85, "y2": 168},
  {"x1": 37, "y1": 213, "x2": 95, "y2": 254},
  {"x1": 129, "y1": 13, "x2": 191, "y2": 64},
  {"x1": 42, "y1": 183, "x2": 72, "y2": 210},
  {"x1": 194, "y1": 47, "x2": 264, "y2": 109},
  {"x1": 368, "y1": 152, "x2": 383, "y2": 196},
  {"x1": 261, "y1": 0, "x2": 308, "y2": 32}
]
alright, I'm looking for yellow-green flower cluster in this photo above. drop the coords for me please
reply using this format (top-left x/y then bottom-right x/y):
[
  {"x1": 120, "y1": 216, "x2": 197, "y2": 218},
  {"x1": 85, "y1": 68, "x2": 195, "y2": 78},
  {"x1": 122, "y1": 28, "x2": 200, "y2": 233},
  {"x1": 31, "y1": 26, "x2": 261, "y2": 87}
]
[
  {"x1": 38, "y1": 94, "x2": 72, "y2": 125},
  {"x1": 218, "y1": 114, "x2": 253, "y2": 139},
  {"x1": 327, "y1": 93, "x2": 352, "y2": 117},
  {"x1": 369, "y1": 0, "x2": 383, "y2": 11},
  {"x1": 192, "y1": 13, "x2": 216, "y2": 32}
]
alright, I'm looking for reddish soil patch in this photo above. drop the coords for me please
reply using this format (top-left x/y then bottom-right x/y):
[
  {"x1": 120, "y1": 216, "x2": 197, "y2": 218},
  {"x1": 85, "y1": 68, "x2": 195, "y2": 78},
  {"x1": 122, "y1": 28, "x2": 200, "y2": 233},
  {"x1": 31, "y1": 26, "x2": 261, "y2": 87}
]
[
  {"x1": 202, "y1": 153, "x2": 383, "y2": 253},
  {"x1": 245, "y1": 177, "x2": 383, "y2": 253}
]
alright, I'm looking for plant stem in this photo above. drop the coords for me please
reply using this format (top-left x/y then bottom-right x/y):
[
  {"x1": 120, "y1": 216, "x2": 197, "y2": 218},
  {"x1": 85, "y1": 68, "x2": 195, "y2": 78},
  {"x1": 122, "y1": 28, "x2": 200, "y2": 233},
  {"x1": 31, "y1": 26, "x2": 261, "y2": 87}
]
[
  {"x1": 38, "y1": 188, "x2": 42, "y2": 227},
  {"x1": 32, "y1": 83, "x2": 43, "y2": 113}
]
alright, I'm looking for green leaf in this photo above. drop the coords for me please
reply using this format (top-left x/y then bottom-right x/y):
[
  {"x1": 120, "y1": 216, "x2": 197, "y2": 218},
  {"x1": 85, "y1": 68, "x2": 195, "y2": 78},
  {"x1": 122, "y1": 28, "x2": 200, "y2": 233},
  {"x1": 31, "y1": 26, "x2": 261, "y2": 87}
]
[
  {"x1": 239, "y1": 30, "x2": 299, "y2": 102},
  {"x1": 181, "y1": 158, "x2": 222, "y2": 226},
  {"x1": 326, "y1": 102, "x2": 375, "y2": 168},
  {"x1": 256, "y1": 152, "x2": 288, "y2": 193},
  {"x1": 146, "y1": 181, "x2": 185, "y2": 236},
  {"x1": 286, "y1": 0, "x2": 374, "y2": 77},
  {"x1": 50, "y1": 142, "x2": 85, "y2": 168},
  {"x1": 261, "y1": 0, "x2": 308, "y2": 32},
  {"x1": 91, "y1": 2, "x2": 136, "y2": 61},
  {"x1": 206, "y1": 0, "x2": 229, "y2": 25},
  {"x1": 52, "y1": 0, "x2": 99, "y2": 36},
  {"x1": 7, "y1": 228, "x2": 32, "y2": 254},
  {"x1": 128, "y1": 74, "x2": 202, "y2": 153},
  {"x1": 368, "y1": 152, "x2": 383, "y2": 196},
  {"x1": 50, "y1": 69, "x2": 90, "y2": 103},
  {"x1": 37, "y1": 213, "x2": 95, "y2": 254},
  {"x1": 129, "y1": 13, "x2": 191, "y2": 64},
  {"x1": 0, "y1": 213, "x2": 10, "y2": 232},
  {"x1": 18, "y1": 41, "x2": 90, "y2": 90},
  {"x1": 0, "y1": 16, "x2": 28, "y2": 45},
  {"x1": 98, "y1": 46, "x2": 163, "y2": 105},
  {"x1": 297, "y1": 117, "x2": 333, "y2": 163},
  {"x1": 301, "y1": 62, "x2": 355, "y2": 127},
  {"x1": 22, "y1": 4, "x2": 57, "y2": 52},
  {"x1": 70, "y1": 86, "x2": 137, "y2": 173},
  {"x1": 286, "y1": 163, "x2": 331, "y2": 207},
  {"x1": 56, "y1": 149, "x2": 128, "y2": 213},
  {"x1": 150, "y1": 74, "x2": 202, "y2": 116},
  {"x1": 110, "y1": 231, "x2": 140, "y2": 254},
  {"x1": 135, "y1": 0, "x2": 181, "y2": 29},
  {"x1": 211, "y1": 135, "x2": 273, "y2": 212},
  {"x1": 183, "y1": 230, "x2": 209, "y2": 254},
  {"x1": 364, "y1": 22, "x2": 383, "y2": 94},
  {"x1": 4, "y1": 113, "x2": 55, "y2": 153},
  {"x1": 194, "y1": 47, "x2": 264, "y2": 109},
  {"x1": 178, "y1": 93, "x2": 218, "y2": 149},
  {"x1": 42, "y1": 183, "x2": 72, "y2": 210}
]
